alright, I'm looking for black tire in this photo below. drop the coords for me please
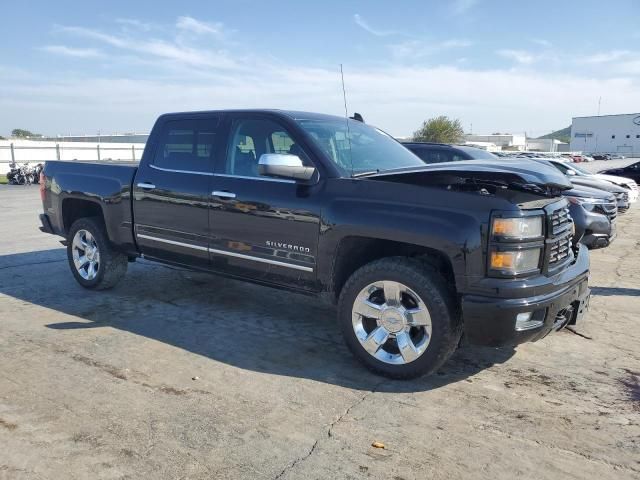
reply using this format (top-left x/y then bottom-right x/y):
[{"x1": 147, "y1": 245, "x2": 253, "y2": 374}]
[
  {"x1": 337, "y1": 257, "x2": 462, "y2": 379},
  {"x1": 67, "y1": 217, "x2": 128, "y2": 290}
]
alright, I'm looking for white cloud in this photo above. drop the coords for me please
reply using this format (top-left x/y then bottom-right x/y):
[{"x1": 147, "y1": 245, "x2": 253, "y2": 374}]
[
  {"x1": 353, "y1": 14, "x2": 396, "y2": 37},
  {"x1": 497, "y1": 49, "x2": 537, "y2": 64},
  {"x1": 452, "y1": 0, "x2": 479, "y2": 15},
  {"x1": 176, "y1": 16, "x2": 224, "y2": 36},
  {"x1": 581, "y1": 50, "x2": 631, "y2": 64},
  {"x1": 55, "y1": 25, "x2": 128, "y2": 48},
  {"x1": 531, "y1": 38, "x2": 552, "y2": 48},
  {"x1": 390, "y1": 39, "x2": 472, "y2": 59},
  {"x1": 116, "y1": 18, "x2": 153, "y2": 32},
  {"x1": 440, "y1": 39, "x2": 473, "y2": 48},
  {"x1": 11, "y1": 16, "x2": 640, "y2": 138},
  {"x1": 40, "y1": 45, "x2": 102, "y2": 58},
  {"x1": 55, "y1": 23, "x2": 237, "y2": 70},
  {"x1": 4, "y1": 61, "x2": 639, "y2": 138}
]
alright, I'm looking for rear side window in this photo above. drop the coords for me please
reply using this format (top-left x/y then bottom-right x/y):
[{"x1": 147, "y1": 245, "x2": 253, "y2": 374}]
[
  {"x1": 153, "y1": 118, "x2": 218, "y2": 172},
  {"x1": 411, "y1": 148, "x2": 453, "y2": 164}
]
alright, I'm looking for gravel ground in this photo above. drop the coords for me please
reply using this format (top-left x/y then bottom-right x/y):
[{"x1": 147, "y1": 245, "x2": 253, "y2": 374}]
[{"x1": 0, "y1": 183, "x2": 638, "y2": 480}]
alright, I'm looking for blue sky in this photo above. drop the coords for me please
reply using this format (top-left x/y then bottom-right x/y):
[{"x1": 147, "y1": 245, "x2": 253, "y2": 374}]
[{"x1": 2, "y1": 0, "x2": 640, "y2": 137}]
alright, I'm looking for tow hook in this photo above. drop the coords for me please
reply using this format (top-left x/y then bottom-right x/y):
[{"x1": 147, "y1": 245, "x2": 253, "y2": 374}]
[{"x1": 553, "y1": 305, "x2": 574, "y2": 331}]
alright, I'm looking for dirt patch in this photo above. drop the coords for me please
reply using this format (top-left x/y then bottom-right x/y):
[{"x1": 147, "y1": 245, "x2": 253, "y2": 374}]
[
  {"x1": 0, "y1": 418, "x2": 17, "y2": 431},
  {"x1": 619, "y1": 369, "x2": 640, "y2": 410},
  {"x1": 70, "y1": 353, "x2": 129, "y2": 381}
]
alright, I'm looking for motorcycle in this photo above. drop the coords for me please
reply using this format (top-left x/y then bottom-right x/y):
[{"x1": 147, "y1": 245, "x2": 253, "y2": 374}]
[{"x1": 6, "y1": 162, "x2": 42, "y2": 185}]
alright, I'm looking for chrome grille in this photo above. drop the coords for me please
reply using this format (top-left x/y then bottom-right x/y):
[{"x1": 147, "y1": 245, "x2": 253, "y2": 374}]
[
  {"x1": 595, "y1": 201, "x2": 617, "y2": 221},
  {"x1": 549, "y1": 233, "x2": 573, "y2": 265},
  {"x1": 547, "y1": 205, "x2": 573, "y2": 269},
  {"x1": 550, "y1": 207, "x2": 571, "y2": 236},
  {"x1": 614, "y1": 191, "x2": 629, "y2": 203}
]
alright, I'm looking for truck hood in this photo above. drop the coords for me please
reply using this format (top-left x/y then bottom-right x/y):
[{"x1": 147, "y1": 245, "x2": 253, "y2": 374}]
[
  {"x1": 563, "y1": 184, "x2": 614, "y2": 200},
  {"x1": 569, "y1": 177, "x2": 626, "y2": 193},
  {"x1": 593, "y1": 173, "x2": 636, "y2": 187},
  {"x1": 368, "y1": 159, "x2": 572, "y2": 196}
]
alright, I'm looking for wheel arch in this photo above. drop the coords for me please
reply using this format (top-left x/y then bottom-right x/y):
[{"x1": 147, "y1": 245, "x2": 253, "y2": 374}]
[
  {"x1": 330, "y1": 236, "x2": 457, "y2": 301},
  {"x1": 61, "y1": 197, "x2": 105, "y2": 234}
]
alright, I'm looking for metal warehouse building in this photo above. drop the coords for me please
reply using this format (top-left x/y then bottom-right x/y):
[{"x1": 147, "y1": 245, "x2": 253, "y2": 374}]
[{"x1": 570, "y1": 113, "x2": 640, "y2": 155}]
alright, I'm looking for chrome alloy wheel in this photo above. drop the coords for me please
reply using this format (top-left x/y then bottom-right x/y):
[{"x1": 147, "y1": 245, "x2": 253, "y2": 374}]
[
  {"x1": 72, "y1": 229, "x2": 100, "y2": 280},
  {"x1": 352, "y1": 281, "x2": 432, "y2": 365}
]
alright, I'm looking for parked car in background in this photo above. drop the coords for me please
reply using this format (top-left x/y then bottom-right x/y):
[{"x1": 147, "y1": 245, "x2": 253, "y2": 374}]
[
  {"x1": 564, "y1": 185, "x2": 618, "y2": 249},
  {"x1": 592, "y1": 154, "x2": 612, "y2": 161},
  {"x1": 599, "y1": 160, "x2": 640, "y2": 184},
  {"x1": 544, "y1": 160, "x2": 638, "y2": 203},
  {"x1": 400, "y1": 142, "x2": 498, "y2": 163},
  {"x1": 538, "y1": 160, "x2": 630, "y2": 212}
]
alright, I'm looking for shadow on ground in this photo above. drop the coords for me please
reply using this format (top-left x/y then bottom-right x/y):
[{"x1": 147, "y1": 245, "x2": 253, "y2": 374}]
[
  {"x1": 591, "y1": 286, "x2": 640, "y2": 297},
  {"x1": 0, "y1": 248, "x2": 515, "y2": 392}
]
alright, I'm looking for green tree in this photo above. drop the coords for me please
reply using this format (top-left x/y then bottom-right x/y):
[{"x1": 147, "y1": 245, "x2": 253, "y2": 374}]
[
  {"x1": 412, "y1": 116, "x2": 465, "y2": 143},
  {"x1": 11, "y1": 128, "x2": 41, "y2": 138}
]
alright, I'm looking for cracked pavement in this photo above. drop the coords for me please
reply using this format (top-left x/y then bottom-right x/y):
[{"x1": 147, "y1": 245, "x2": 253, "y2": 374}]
[{"x1": 0, "y1": 179, "x2": 639, "y2": 479}]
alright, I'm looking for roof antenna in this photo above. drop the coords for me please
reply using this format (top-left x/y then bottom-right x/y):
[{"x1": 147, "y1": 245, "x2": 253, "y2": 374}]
[{"x1": 340, "y1": 64, "x2": 354, "y2": 177}]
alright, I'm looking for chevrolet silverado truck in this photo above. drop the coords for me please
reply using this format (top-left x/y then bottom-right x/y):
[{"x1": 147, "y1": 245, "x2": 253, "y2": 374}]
[{"x1": 39, "y1": 110, "x2": 590, "y2": 378}]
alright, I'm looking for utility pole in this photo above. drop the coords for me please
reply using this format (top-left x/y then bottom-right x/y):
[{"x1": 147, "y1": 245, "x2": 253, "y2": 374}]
[{"x1": 597, "y1": 97, "x2": 601, "y2": 116}]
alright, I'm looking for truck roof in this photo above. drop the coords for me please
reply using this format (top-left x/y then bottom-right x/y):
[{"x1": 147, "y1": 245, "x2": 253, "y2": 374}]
[{"x1": 157, "y1": 109, "x2": 346, "y2": 122}]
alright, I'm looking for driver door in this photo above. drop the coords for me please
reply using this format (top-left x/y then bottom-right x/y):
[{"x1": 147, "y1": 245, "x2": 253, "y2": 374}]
[{"x1": 208, "y1": 114, "x2": 322, "y2": 290}]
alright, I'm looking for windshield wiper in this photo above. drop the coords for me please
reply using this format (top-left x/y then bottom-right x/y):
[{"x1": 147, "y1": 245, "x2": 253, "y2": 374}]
[{"x1": 351, "y1": 169, "x2": 380, "y2": 178}]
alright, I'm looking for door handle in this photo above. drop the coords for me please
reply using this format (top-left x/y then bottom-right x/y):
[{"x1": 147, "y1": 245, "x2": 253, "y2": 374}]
[
  {"x1": 137, "y1": 182, "x2": 156, "y2": 189},
  {"x1": 212, "y1": 190, "x2": 236, "y2": 199}
]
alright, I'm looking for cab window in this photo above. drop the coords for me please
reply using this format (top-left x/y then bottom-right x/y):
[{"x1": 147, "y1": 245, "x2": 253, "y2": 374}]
[
  {"x1": 153, "y1": 118, "x2": 218, "y2": 173},
  {"x1": 224, "y1": 118, "x2": 310, "y2": 177}
]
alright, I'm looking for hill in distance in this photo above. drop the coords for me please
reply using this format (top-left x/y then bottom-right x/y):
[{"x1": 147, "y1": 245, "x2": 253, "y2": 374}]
[{"x1": 537, "y1": 126, "x2": 571, "y2": 144}]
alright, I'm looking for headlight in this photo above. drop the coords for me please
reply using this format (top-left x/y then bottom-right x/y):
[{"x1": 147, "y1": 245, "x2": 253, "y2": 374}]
[
  {"x1": 491, "y1": 216, "x2": 543, "y2": 239},
  {"x1": 490, "y1": 248, "x2": 541, "y2": 275},
  {"x1": 566, "y1": 196, "x2": 603, "y2": 212}
]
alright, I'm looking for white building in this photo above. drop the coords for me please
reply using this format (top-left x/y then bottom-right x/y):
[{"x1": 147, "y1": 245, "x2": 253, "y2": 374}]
[
  {"x1": 526, "y1": 138, "x2": 568, "y2": 152},
  {"x1": 464, "y1": 134, "x2": 527, "y2": 151},
  {"x1": 570, "y1": 113, "x2": 640, "y2": 155}
]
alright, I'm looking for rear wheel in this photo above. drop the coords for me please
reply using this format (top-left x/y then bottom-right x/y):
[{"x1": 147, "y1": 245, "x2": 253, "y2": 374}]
[
  {"x1": 67, "y1": 217, "x2": 127, "y2": 290},
  {"x1": 338, "y1": 257, "x2": 461, "y2": 379}
]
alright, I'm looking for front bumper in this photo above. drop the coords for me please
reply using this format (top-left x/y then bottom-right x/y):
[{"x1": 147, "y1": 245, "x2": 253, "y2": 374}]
[
  {"x1": 461, "y1": 244, "x2": 590, "y2": 347},
  {"x1": 39, "y1": 213, "x2": 55, "y2": 234},
  {"x1": 569, "y1": 205, "x2": 616, "y2": 249}
]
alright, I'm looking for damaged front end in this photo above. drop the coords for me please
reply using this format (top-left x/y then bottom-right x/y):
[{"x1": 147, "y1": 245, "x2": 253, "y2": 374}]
[{"x1": 368, "y1": 159, "x2": 573, "y2": 198}]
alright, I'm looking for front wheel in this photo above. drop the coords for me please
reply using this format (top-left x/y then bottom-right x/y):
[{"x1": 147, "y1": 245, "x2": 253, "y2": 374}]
[
  {"x1": 67, "y1": 217, "x2": 128, "y2": 290},
  {"x1": 337, "y1": 257, "x2": 461, "y2": 379}
]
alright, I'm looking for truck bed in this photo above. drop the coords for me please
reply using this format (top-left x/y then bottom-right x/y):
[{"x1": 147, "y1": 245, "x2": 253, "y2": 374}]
[{"x1": 41, "y1": 160, "x2": 139, "y2": 252}]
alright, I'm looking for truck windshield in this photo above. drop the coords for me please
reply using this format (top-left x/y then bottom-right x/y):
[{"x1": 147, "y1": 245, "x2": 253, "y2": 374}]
[{"x1": 296, "y1": 118, "x2": 423, "y2": 176}]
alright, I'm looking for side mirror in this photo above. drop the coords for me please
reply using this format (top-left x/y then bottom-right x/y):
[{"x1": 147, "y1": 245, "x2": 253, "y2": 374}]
[
  {"x1": 258, "y1": 154, "x2": 316, "y2": 181},
  {"x1": 566, "y1": 169, "x2": 576, "y2": 176}
]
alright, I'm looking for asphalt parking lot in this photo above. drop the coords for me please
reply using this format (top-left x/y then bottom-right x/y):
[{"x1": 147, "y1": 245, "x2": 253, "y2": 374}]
[{"x1": 0, "y1": 166, "x2": 639, "y2": 479}]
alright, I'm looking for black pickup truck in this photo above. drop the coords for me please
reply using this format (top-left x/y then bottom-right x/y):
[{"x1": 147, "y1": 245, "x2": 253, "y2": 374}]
[{"x1": 39, "y1": 110, "x2": 590, "y2": 378}]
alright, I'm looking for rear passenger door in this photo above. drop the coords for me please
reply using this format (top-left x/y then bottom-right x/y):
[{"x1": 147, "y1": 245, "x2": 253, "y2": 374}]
[{"x1": 133, "y1": 115, "x2": 220, "y2": 267}]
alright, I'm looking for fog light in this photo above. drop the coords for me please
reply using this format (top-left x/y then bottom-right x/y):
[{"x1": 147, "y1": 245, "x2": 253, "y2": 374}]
[{"x1": 515, "y1": 312, "x2": 544, "y2": 331}]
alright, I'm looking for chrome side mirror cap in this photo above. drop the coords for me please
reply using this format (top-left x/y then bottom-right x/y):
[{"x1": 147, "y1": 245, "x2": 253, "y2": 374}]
[{"x1": 258, "y1": 154, "x2": 316, "y2": 181}]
